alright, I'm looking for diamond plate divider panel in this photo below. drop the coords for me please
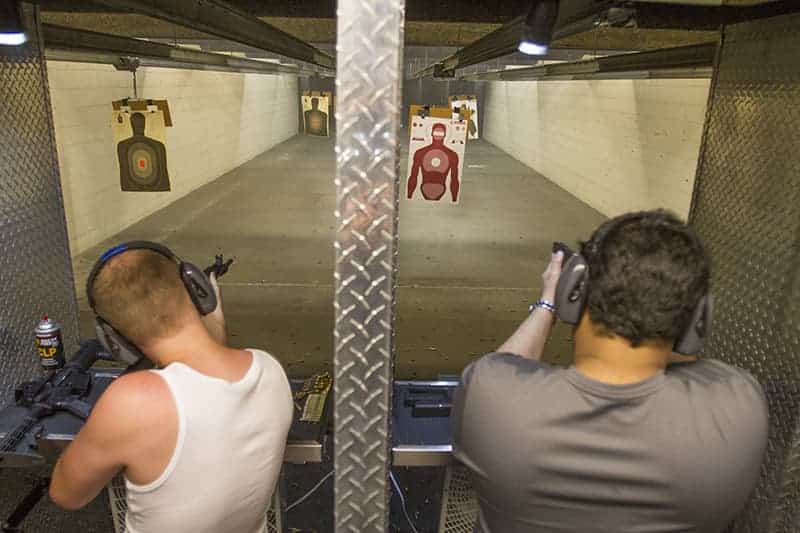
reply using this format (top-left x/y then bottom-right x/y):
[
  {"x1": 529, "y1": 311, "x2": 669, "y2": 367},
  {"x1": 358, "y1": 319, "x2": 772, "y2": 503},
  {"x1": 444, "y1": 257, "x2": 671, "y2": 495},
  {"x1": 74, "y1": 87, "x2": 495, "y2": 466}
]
[
  {"x1": 333, "y1": 0, "x2": 405, "y2": 531},
  {"x1": 688, "y1": 13, "x2": 800, "y2": 533},
  {"x1": 0, "y1": 3, "x2": 79, "y2": 401},
  {"x1": 0, "y1": 5, "x2": 103, "y2": 532}
]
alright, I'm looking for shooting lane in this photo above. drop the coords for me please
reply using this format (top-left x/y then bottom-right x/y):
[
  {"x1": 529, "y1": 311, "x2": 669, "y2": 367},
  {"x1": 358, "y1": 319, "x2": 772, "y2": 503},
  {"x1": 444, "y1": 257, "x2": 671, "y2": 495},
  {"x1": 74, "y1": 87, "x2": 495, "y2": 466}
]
[
  {"x1": 1, "y1": 2, "x2": 800, "y2": 533},
  {"x1": 395, "y1": 4, "x2": 800, "y2": 533}
]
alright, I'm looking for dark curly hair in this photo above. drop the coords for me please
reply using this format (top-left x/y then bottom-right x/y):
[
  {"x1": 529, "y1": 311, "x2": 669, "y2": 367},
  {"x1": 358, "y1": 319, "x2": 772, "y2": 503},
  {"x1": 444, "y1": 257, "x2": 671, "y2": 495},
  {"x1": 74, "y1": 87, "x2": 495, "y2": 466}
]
[{"x1": 580, "y1": 210, "x2": 710, "y2": 347}]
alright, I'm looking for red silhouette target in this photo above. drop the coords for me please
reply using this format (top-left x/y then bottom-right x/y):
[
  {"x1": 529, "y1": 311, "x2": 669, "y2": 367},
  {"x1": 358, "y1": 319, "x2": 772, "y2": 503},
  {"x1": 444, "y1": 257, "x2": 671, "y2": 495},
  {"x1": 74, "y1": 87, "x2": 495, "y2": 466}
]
[{"x1": 406, "y1": 117, "x2": 467, "y2": 205}]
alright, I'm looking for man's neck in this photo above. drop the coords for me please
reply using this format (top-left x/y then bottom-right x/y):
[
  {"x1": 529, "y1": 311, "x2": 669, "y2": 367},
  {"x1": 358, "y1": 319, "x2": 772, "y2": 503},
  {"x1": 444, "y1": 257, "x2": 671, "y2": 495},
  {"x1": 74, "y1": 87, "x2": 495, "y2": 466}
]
[
  {"x1": 573, "y1": 316, "x2": 672, "y2": 385},
  {"x1": 142, "y1": 322, "x2": 228, "y2": 369}
]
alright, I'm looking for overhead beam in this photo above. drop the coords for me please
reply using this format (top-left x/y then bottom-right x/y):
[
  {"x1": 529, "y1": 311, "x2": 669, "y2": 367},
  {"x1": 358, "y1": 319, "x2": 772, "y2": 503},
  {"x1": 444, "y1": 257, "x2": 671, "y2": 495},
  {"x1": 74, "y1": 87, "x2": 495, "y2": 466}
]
[
  {"x1": 409, "y1": 0, "x2": 620, "y2": 79},
  {"x1": 84, "y1": 0, "x2": 335, "y2": 70},
  {"x1": 552, "y1": 27, "x2": 717, "y2": 49},
  {"x1": 459, "y1": 42, "x2": 716, "y2": 82},
  {"x1": 42, "y1": 24, "x2": 332, "y2": 77},
  {"x1": 44, "y1": 49, "x2": 329, "y2": 77}
]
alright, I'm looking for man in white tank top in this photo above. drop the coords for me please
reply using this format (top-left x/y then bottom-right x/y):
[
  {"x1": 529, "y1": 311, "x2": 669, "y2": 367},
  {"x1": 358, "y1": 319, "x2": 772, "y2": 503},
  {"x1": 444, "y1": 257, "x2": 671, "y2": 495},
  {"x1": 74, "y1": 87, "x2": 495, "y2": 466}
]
[{"x1": 49, "y1": 247, "x2": 293, "y2": 533}]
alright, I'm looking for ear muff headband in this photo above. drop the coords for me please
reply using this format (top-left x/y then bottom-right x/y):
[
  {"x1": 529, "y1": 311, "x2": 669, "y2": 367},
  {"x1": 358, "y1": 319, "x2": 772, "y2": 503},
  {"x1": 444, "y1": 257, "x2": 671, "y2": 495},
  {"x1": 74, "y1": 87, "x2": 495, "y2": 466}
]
[
  {"x1": 555, "y1": 215, "x2": 712, "y2": 354},
  {"x1": 87, "y1": 241, "x2": 180, "y2": 309},
  {"x1": 87, "y1": 240, "x2": 216, "y2": 316},
  {"x1": 87, "y1": 241, "x2": 218, "y2": 365}
]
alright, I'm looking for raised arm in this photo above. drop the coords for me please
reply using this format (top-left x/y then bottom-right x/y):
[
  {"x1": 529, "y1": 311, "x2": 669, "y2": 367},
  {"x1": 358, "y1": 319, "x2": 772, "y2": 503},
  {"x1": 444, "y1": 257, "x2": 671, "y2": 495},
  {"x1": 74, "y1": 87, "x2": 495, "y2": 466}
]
[
  {"x1": 201, "y1": 272, "x2": 227, "y2": 346},
  {"x1": 497, "y1": 251, "x2": 563, "y2": 360}
]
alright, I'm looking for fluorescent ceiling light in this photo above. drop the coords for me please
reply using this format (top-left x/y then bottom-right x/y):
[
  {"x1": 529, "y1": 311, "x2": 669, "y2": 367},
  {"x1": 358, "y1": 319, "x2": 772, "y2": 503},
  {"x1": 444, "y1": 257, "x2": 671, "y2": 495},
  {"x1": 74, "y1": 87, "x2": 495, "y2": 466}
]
[
  {"x1": 0, "y1": 31, "x2": 26, "y2": 46},
  {"x1": 0, "y1": 1, "x2": 26, "y2": 47},
  {"x1": 519, "y1": 0, "x2": 559, "y2": 58},
  {"x1": 518, "y1": 41, "x2": 549, "y2": 56}
]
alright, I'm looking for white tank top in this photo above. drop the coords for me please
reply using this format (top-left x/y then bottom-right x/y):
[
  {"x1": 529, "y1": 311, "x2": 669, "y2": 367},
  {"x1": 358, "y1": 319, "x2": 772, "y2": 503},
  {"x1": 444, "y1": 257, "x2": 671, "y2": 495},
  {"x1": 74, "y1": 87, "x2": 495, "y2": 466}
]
[{"x1": 124, "y1": 349, "x2": 293, "y2": 533}]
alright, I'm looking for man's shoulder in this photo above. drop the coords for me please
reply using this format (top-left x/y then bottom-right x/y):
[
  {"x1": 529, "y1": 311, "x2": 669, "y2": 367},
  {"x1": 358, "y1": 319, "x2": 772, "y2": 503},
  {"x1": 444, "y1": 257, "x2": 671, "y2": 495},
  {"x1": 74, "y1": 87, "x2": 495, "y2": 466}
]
[
  {"x1": 476, "y1": 351, "x2": 556, "y2": 371},
  {"x1": 461, "y1": 352, "x2": 558, "y2": 390},
  {"x1": 452, "y1": 355, "x2": 561, "y2": 448},
  {"x1": 104, "y1": 371, "x2": 171, "y2": 408},
  {"x1": 247, "y1": 349, "x2": 293, "y2": 406},
  {"x1": 91, "y1": 371, "x2": 174, "y2": 439},
  {"x1": 666, "y1": 359, "x2": 767, "y2": 425},
  {"x1": 667, "y1": 359, "x2": 763, "y2": 393},
  {"x1": 248, "y1": 349, "x2": 289, "y2": 377}
]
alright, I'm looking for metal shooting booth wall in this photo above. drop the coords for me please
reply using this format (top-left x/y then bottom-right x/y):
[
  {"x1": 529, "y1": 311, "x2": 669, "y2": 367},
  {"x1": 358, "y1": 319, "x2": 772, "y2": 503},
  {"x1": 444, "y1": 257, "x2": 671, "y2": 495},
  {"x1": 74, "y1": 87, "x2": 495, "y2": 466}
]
[
  {"x1": 688, "y1": 12, "x2": 800, "y2": 532},
  {"x1": 0, "y1": 4, "x2": 107, "y2": 532}
]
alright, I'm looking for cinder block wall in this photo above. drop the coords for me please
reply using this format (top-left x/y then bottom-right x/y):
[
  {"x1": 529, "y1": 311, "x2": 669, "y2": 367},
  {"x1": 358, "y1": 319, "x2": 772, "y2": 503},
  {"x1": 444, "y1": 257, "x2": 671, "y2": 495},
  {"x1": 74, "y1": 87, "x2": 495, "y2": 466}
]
[
  {"x1": 47, "y1": 61, "x2": 299, "y2": 255},
  {"x1": 482, "y1": 79, "x2": 710, "y2": 219}
]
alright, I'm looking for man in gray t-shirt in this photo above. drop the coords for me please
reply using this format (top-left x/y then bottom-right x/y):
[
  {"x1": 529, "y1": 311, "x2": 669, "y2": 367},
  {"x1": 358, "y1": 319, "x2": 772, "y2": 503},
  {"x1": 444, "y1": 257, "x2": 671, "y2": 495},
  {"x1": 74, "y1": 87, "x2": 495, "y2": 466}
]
[{"x1": 452, "y1": 211, "x2": 768, "y2": 533}]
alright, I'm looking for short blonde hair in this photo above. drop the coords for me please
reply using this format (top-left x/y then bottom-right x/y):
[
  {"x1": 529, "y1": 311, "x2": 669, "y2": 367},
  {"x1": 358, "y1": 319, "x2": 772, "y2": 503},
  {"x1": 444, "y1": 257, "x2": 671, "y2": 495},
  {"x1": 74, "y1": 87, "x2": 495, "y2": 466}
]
[{"x1": 90, "y1": 249, "x2": 194, "y2": 344}]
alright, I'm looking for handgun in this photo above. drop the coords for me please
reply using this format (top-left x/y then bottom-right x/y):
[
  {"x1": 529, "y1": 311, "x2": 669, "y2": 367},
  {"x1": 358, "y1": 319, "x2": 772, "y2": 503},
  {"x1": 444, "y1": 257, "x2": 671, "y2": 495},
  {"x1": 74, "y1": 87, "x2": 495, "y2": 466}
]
[{"x1": 552, "y1": 241, "x2": 576, "y2": 268}]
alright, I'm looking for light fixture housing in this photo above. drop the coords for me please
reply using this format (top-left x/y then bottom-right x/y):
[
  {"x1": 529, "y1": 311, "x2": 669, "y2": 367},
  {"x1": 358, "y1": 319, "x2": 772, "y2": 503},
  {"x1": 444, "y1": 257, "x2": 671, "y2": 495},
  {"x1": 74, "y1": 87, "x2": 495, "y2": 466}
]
[
  {"x1": 518, "y1": 0, "x2": 560, "y2": 56},
  {"x1": 0, "y1": 1, "x2": 27, "y2": 47}
]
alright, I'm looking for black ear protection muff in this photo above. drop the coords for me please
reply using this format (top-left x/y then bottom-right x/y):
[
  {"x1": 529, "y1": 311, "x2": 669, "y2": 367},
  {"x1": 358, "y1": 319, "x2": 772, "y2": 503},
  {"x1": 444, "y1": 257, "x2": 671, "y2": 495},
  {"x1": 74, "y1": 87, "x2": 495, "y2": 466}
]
[
  {"x1": 553, "y1": 215, "x2": 713, "y2": 355},
  {"x1": 87, "y1": 241, "x2": 218, "y2": 366},
  {"x1": 554, "y1": 253, "x2": 590, "y2": 325},
  {"x1": 673, "y1": 294, "x2": 713, "y2": 356}
]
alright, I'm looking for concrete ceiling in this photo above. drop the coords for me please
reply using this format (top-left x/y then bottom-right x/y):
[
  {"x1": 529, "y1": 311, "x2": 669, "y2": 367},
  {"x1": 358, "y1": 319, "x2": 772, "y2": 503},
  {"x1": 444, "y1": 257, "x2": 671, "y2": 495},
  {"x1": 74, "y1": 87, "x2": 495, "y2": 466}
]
[{"x1": 39, "y1": 1, "x2": 798, "y2": 50}]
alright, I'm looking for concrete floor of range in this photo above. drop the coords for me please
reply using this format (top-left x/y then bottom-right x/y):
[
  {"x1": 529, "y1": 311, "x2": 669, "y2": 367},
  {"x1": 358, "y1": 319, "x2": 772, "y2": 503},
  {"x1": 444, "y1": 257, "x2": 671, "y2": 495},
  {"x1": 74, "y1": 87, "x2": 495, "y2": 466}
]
[{"x1": 72, "y1": 134, "x2": 605, "y2": 378}]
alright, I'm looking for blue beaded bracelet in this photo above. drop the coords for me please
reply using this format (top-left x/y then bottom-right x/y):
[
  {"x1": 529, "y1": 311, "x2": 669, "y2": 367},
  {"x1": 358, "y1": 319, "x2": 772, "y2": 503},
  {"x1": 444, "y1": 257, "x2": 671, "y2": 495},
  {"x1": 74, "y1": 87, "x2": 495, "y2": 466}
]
[{"x1": 529, "y1": 299, "x2": 556, "y2": 314}]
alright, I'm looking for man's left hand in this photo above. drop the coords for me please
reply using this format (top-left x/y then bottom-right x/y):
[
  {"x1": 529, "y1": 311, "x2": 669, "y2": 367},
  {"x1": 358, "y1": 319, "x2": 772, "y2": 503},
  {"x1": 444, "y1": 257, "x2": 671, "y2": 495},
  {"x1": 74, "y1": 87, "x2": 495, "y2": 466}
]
[
  {"x1": 541, "y1": 251, "x2": 564, "y2": 302},
  {"x1": 201, "y1": 273, "x2": 227, "y2": 345}
]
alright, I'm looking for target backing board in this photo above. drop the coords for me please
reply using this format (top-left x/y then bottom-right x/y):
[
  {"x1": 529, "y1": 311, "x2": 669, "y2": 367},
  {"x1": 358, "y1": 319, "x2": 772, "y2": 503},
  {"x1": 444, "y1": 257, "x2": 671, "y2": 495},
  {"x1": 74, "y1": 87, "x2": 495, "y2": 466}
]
[
  {"x1": 408, "y1": 104, "x2": 452, "y2": 132},
  {"x1": 302, "y1": 95, "x2": 330, "y2": 137},
  {"x1": 449, "y1": 95, "x2": 479, "y2": 140},
  {"x1": 112, "y1": 100, "x2": 171, "y2": 192},
  {"x1": 406, "y1": 116, "x2": 467, "y2": 205}
]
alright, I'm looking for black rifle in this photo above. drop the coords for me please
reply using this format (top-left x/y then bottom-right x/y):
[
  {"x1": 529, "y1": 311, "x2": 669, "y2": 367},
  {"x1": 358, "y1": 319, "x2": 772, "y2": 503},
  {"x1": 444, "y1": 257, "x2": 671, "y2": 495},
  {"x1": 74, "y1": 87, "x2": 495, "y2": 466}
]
[
  {"x1": 203, "y1": 254, "x2": 234, "y2": 278},
  {"x1": 0, "y1": 340, "x2": 105, "y2": 468},
  {"x1": 0, "y1": 340, "x2": 106, "y2": 532}
]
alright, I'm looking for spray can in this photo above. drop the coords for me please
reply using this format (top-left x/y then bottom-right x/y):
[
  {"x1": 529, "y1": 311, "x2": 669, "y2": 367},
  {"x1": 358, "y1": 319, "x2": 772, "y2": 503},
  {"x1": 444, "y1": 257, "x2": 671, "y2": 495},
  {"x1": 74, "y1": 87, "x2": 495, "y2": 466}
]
[{"x1": 35, "y1": 315, "x2": 65, "y2": 370}]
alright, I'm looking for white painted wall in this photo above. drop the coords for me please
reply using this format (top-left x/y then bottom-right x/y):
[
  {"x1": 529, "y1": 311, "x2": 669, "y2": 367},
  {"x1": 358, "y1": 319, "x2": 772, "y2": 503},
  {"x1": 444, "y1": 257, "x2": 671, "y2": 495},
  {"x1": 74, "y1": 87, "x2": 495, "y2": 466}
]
[
  {"x1": 47, "y1": 61, "x2": 299, "y2": 255},
  {"x1": 482, "y1": 78, "x2": 710, "y2": 219}
]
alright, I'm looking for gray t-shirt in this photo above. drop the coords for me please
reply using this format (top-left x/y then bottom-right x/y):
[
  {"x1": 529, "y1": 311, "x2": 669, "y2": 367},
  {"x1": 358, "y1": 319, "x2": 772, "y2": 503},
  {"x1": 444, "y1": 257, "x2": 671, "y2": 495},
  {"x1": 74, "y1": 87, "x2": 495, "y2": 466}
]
[{"x1": 451, "y1": 353, "x2": 768, "y2": 533}]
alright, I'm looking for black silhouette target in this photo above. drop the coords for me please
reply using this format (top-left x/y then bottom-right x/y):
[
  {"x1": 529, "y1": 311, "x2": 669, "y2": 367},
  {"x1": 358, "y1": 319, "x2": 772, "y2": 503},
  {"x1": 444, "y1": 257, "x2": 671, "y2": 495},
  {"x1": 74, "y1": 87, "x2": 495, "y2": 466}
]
[
  {"x1": 303, "y1": 97, "x2": 329, "y2": 137},
  {"x1": 117, "y1": 112, "x2": 171, "y2": 192},
  {"x1": 127, "y1": 142, "x2": 160, "y2": 186}
]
